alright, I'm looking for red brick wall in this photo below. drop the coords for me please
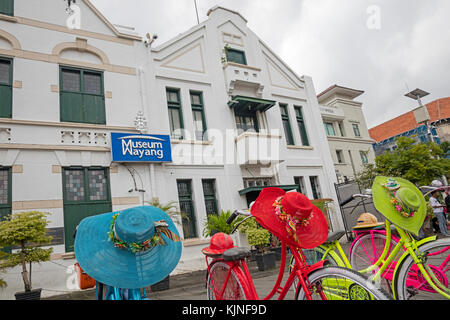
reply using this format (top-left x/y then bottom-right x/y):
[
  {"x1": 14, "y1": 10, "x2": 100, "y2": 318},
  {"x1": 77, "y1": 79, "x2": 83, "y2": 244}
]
[{"x1": 369, "y1": 97, "x2": 450, "y2": 142}]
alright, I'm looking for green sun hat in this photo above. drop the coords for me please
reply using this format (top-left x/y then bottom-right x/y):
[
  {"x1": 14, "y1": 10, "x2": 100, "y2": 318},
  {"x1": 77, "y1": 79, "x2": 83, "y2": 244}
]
[{"x1": 372, "y1": 176, "x2": 426, "y2": 236}]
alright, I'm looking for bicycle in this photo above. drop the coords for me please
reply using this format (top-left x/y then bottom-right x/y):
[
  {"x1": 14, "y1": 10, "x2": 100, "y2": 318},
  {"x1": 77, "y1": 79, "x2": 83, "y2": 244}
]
[
  {"x1": 202, "y1": 192, "x2": 391, "y2": 300},
  {"x1": 290, "y1": 181, "x2": 450, "y2": 300}
]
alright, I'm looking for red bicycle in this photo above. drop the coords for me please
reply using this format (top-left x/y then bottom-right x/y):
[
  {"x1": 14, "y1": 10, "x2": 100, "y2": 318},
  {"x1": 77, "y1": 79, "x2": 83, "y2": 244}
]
[{"x1": 203, "y1": 208, "x2": 391, "y2": 300}]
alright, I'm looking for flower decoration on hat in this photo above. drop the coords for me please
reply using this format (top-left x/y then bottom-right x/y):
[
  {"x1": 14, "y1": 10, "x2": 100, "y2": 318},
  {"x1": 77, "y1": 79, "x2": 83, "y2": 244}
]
[
  {"x1": 272, "y1": 196, "x2": 312, "y2": 245},
  {"x1": 382, "y1": 179, "x2": 415, "y2": 218},
  {"x1": 108, "y1": 213, "x2": 181, "y2": 253}
]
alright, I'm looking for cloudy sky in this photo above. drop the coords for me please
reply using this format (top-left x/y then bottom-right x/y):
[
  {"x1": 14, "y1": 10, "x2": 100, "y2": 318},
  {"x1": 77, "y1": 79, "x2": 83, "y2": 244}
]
[{"x1": 90, "y1": 0, "x2": 450, "y2": 129}]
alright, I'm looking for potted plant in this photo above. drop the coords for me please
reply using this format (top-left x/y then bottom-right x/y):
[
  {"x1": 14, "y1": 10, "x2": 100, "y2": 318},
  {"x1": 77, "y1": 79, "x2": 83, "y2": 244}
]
[
  {"x1": 202, "y1": 210, "x2": 244, "y2": 237},
  {"x1": 269, "y1": 235, "x2": 282, "y2": 261},
  {"x1": 0, "y1": 211, "x2": 53, "y2": 300},
  {"x1": 145, "y1": 198, "x2": 187, "y2": 292},
  {"x1": 246, "y1": 228, "x2": 275, "y2": 271}
]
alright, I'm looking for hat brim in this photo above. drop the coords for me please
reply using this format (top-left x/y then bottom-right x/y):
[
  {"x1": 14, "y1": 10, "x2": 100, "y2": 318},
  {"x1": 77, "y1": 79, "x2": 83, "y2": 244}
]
[
  {"x1": 202, "y1": 246, "x2": 235, "y2": 256},
  {"x1": 372, "y1": 177, "x2": 426, "y2": 236},
  {"x1": 74, "y1": 206, "x2": 182, "y2": 289},
  {"x1": 251, "y1": 188, "x2": 328, "y2": 249},
  {"x1": 353, "y1": 222, "x2": 385, "y2": 229}
]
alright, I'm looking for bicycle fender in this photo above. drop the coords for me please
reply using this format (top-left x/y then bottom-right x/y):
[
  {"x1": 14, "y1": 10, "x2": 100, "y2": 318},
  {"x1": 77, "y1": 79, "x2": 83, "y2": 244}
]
[
  {"x1": 306, "y1": 260, "x2": 329, "y2": 276},
  {"x1": 391, "y1": 236, "x2": 437, "y2": 299}
]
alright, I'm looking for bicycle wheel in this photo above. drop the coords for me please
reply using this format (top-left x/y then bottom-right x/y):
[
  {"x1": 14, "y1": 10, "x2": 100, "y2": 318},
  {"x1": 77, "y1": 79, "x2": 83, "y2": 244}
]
[
  {"x1": 303, "y1": 247, "x2": 339, "y2": 266},
  {"x1": 296, "y1": 266, "x2": 391, "y2": 300},
  {"x1": 350, "y1": 232, "x2": 400, "y2": 293},
  {"x1": 206, "y1": 261, "x2": 251, "y2": 300},
  {"x1": 395, "y1": 238, "x2": 450, "y2": 300}
]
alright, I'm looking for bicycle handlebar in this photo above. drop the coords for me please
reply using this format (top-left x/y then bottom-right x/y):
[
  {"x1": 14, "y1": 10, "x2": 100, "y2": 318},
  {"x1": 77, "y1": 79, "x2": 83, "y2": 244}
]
[{"x1": 227, "y1": 209, "x2": 251, "y2": 225}]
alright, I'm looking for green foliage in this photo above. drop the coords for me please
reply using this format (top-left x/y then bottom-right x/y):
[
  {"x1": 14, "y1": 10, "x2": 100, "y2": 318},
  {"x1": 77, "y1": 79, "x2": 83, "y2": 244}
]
[
  {"x1": 236, "y1": 217, "x2": 271, "y2": 253},
  {"x1": 221, "y1": 44, "x2": 231, "y2": 64},
  {"x1": 202, "y1": 210, "x2": 244, "y2": 237},
  {"x1": 355, "y1": 137, "x2": 450, "y2": 187},
  {"x1": 311, "y1": 198, "x2": 333, "y2": 214},
  {"x1": 0, "y1": 250, "x2": 7, "y2": 288},
  {"x1": 0, "y1": 211, "x2": 53, "y2": 291},
  {"x1": 246, "y1": 228, "x2": 271, "y2": 253},
  {"x1": 237, "y1": 216, "x2": 259, "y2": 235},
  {"x1": 355, "y1": 163, "x2": 379, "y2": 189},
  {"x1": 439, "y1": 141, "x2": 450, "y2": 155},
  {"x1": 146, "y1": 197, "x2": 189, "y2": 222}
]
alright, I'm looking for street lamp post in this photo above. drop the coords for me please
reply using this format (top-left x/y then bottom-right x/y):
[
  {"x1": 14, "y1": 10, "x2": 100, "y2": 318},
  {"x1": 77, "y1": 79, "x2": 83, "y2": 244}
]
[{"x1": 405, "y1": 88, "x2": 448, "y2": 185}]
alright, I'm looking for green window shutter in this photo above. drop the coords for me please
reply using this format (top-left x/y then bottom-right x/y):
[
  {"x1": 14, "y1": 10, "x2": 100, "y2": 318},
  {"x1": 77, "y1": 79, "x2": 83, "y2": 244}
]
[
  {"x1": 83, "y1": 95, "x2": 106, "y2": 124},
  {"x1": 0, "y1": 0, "x2": 14, "y2": 16},
  {"x1": 60, "y1": 92, "x2": 84, "y2": 123},
  {"x1": 353, "y1": 124, "x2": 361, "y2": 137},
  {"x1": 60, "y1": 67, "x2": 105, "y2": 124},
  {"x1": 190, "y1": 91, "x2": 207, "y2": 141},
  {"x1": 294, "y1": 106, "x2": 310, "y2": 146},
  {"x1": 0, "y1": 58, "x2": 12, "y2": 118},
  {"x1": 280, "y1": 104, "x2": 294, "y2": 145},
  {"x1": 226, "y1": 48, "x2": 247, "y2": 65},
  {"x1": 177, "y1": 180, "x2": 197, "y2": 239},
  {"x1": 202, "y1": 179, "x2": 218, "y2": 215},
  {"x1": 167, "y1": 88, "x2": 184, "y2": 139}
]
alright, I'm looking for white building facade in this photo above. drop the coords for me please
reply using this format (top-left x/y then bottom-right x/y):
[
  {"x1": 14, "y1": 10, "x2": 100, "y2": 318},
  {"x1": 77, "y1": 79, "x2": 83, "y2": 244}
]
[
  {"x1": 0, "y1": 1, "x2": 343, "y2": 297},
  {"x1": 318, "y1": 85, "x2": 376, "y2": 183}
]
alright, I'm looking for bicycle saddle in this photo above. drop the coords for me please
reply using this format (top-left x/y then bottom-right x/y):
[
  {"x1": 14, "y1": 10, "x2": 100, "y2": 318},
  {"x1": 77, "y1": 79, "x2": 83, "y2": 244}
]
[{"x1": 222, "y1": 247, "x2": 251, "y2": 262}]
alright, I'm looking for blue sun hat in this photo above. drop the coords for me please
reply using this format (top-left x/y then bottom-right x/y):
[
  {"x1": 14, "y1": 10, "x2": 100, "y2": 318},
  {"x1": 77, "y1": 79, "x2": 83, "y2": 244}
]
[{"x1": 74, "y1": 206, "x2": 182, "y2": 289}]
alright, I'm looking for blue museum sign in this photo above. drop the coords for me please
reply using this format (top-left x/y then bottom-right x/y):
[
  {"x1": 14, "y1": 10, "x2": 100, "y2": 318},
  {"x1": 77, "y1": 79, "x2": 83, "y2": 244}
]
[{"x1": 111, "y1": 133, "x2": 172, "y2": 163}]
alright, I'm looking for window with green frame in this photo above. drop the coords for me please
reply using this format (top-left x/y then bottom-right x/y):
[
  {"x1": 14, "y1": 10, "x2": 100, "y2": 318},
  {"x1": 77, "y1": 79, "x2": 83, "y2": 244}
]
[
  {"x1": 294, "y1": 176, "x2": 306, "y2": 195},
  {"x1": 280, "y1": 104, "x2": 294, "y2": 145},
  {"x1": 0, "y1": 167, "x2": 11, "y2": 253},
  {"x1": 60, "y1": 66, "x2": 105, "y2": 124},
  {"x1": 235, "y1": 110, "x2": 259, "y2": 134},
  {"x1": 63, "y1": 167, "x2": 111, "y2": 203},
  {"x1": 352, "y1": 123, "x2": 361, "y2": 137},
  {"x1": 166, "y1": 88, "x2": 184, "y2": 140},
  {"x1": 0, "y1": 58, "x2": 13, "y2": 118},
  {"x1": 177, "y1": 180, "x2": 197, "y2": 239},
  {"x1": 0, "y1": 0, "x2": 14, "y2": 16},
  {"x1": 360, "y1": 151, "x2": 369, "y2": 165},
  {"x1": 202, "y1": 179, "x2": 218, "y2": 215},
  {"x1": 226, "y1": 48, "x2": 247, "y2": 65},
  {"x1": 294, "y1": 106, "x2": 310, "y2": 146},
  {"x1": 324, "y1": 122, "x2": 336, "y2": 136},
  {"x1": 190, "y1": 91, "x2": 207, "y2": 141},
  {"x1": 309, "y1": 176, "x2": 322, "y2": 200}
]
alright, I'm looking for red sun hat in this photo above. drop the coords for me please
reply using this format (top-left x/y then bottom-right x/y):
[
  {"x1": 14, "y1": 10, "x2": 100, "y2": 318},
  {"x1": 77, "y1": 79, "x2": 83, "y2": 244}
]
[
  {"x1": 250, "y1": 188, "x2": 328, "y2": 249},
  {"x1": 202, "y1": 233, "x2": 235, "y2": 256}
]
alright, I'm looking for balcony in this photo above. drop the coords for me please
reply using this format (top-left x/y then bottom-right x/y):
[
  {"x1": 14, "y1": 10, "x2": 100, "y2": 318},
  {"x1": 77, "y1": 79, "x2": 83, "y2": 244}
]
[
  {"x1": 235, "y1": 131, "x2": 283, "y2": 166},
  {"x1": 223, "y1": 62, "x2": 264, "y2": 96}
]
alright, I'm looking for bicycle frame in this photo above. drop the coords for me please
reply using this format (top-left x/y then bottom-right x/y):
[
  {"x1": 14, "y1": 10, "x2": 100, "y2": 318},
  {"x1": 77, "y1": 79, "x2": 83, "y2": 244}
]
[
  {"x1": 205, "y1": 242, "x2": 327, "y2": 300},
  {"x1": 309, "y1": 220, "x2": 449, "y2": 299}
]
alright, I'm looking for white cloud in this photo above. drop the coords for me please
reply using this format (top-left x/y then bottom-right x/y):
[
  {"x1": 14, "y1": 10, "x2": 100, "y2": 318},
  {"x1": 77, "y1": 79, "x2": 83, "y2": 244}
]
[{"x1": 91, "y1": 0, "x2": 450, "y2": 129}]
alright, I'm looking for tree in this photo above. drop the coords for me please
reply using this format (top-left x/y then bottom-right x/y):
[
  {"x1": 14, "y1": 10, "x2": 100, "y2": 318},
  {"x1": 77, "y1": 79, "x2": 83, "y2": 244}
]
[
  {"x1": 440, "y1": 141, "x2": 450, "y2": 156},
  {"x1": 355, "y1": 137, "x2": 450, "y2": 187},
  {"x1": 0, "y1": 212, "x2": 53, "y2": 292}
]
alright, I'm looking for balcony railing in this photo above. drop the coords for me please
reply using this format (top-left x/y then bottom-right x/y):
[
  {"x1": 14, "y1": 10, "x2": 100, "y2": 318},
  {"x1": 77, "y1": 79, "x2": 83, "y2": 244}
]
[
  {"x1": 235, "y1": 131, "x2": 283, "y2": 166},
  {"x1": 223, "y1": 62, "x2": 264, "y2": 96}
]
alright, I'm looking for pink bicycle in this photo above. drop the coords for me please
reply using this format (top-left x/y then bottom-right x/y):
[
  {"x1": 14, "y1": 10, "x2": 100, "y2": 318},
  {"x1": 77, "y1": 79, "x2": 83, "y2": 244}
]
[{"x1": 293, "y1": 191, "x2": 450, "y2": 299}]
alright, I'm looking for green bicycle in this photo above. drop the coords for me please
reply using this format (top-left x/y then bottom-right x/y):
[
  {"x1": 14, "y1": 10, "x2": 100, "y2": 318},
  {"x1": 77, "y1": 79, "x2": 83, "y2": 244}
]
[{"x1": 290, "y1": 177, "x2": 450, "y2": 300}]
